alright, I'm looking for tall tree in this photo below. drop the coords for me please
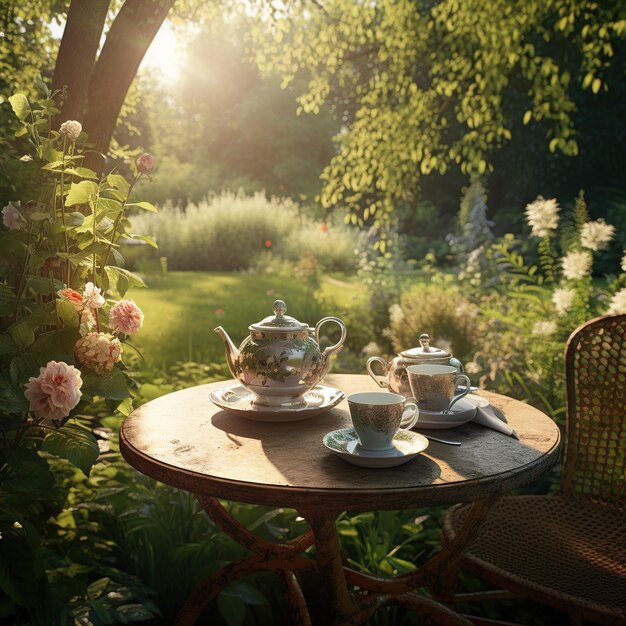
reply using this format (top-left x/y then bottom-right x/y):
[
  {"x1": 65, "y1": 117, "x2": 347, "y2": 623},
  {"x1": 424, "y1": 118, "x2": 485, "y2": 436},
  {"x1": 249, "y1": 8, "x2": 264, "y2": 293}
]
[
  {"x1": 251, "y1": 0, "x2": 626, "y2": 245},
  {"x1": 52, "y1": 0, "x2": 176, "y2": 170}
]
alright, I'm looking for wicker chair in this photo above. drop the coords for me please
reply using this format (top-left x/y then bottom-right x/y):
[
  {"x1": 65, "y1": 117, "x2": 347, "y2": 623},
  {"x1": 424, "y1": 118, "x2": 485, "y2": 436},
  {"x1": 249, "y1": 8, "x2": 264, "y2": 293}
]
[{"x1": 441, "y1": 314, "x2": 626, "y2": 625}]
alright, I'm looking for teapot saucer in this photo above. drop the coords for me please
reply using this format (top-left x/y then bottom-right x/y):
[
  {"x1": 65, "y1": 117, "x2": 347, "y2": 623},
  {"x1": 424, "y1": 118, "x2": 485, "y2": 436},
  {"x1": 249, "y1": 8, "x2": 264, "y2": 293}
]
[
  {"x1": 209, "y1": 383, "x2": 345, "y2": 422},
  {"x1": 323, "y1": 428, "x2": 429, "y2": 468}
]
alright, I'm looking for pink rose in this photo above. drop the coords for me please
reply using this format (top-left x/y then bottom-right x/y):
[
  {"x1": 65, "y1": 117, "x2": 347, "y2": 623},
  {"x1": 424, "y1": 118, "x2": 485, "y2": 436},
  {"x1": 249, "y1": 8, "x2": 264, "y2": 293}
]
[
  {"x1": 75, "y1": 332, "x2": 122, "y2": 373},
  {"x1": 136, "y1": 153, "x2": 155, "y2": 174},
  {"x1": 59, "y1": 120, "x2": 82, "y2": 142},
  {"x1": 109, "y1": 299, "x2": 144, "y2": 335},
  {"x1": 2, "y1": 202, "x2": 21, "y2": 231},
  {"x1": 24, "y1": 361, "x2": 83, "y2": 421}
]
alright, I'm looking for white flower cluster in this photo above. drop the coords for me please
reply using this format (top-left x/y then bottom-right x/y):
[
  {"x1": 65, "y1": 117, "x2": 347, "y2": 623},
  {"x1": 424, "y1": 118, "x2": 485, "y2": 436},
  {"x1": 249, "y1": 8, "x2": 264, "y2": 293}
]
[
  {"x1": 388, "y1": 303, "x2": 405, "y2": 326},
  {"x1": 580, "y1": 219, "x2": 615, "y2": 251},
  {"x1": 524, "y1": 196, "x2": 560, "y2": 237},
  {"x1": 552, "y1": 287, "x2": 575, "y2": 316},
  {"x1": 621, "y1": 251, "x2": 626, "y2": 273},
  {"x1": 362, "y1": 341, "x2": 382, "y2": 356},
  {"x1": 532, "y1": 320, "x2": 557, "y2": 336},
  {"x1": 561, "y1": 250, "x2": 592, "y2": 280},
  {"x1": 607, "y1": 289, "x2": 626, "y2": 316}
]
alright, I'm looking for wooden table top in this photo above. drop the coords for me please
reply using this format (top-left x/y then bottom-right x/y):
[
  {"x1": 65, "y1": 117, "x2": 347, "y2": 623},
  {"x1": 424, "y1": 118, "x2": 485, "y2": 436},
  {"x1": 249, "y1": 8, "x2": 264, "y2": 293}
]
[{"x1": 120, "y1": 374, "x2": 561, "y2": 511}]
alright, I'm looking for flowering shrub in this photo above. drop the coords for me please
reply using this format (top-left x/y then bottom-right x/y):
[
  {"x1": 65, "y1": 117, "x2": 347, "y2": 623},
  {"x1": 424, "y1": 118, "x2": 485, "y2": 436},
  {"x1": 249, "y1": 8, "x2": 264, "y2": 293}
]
[
  {"x1": 0, "y1": 85, "x2": 159, "y2": 621},
  {"x1": 0, "y1": 87, "x2": 155, "y2": 469},
  {"x1": 458, "y1": 192, "x2": 625, "y2": 416}
]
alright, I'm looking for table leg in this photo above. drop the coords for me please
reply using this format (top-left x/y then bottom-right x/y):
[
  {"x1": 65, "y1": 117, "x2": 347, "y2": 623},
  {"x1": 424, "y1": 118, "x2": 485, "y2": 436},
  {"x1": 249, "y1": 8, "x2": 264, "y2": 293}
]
[
  {"x1": 295, "y1": 506, "x2": 476, "y2": 625},
  {"x1": 431, "y1": 494, "x2": 502, "y2": 603},
  {"x1": 277, "y1": 570, "x2": 313, "y2": 626},
  {"x1": 175, "y1": 493, "x2": 500, "y2": 625},
  {"x1": 174, "y1": 494, "x2": 315, "y2": 625},
  {"x1": 299, "y1": 507, "x2": 356, "y2": 622}
]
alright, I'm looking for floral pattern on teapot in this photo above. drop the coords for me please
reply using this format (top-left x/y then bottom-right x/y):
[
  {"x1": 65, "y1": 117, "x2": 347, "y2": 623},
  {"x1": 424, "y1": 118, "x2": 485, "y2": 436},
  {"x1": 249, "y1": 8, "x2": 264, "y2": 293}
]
[{"x1": 215, "y1": 300, "x2": 346, "y2": 406}]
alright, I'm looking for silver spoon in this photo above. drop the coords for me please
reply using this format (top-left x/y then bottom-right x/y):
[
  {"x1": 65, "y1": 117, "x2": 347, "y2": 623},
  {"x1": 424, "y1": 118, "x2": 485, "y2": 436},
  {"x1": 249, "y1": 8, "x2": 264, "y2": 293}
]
[{"x1": 422, "y1": 434, "x2": 462, "y2": 446}]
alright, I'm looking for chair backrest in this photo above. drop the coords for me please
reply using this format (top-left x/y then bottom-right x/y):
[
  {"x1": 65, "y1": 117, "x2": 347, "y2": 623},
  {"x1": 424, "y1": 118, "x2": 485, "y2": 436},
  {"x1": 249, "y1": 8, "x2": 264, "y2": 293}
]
[{"x1": 561, "y1": 314, "x2": 626, "y2": 507}]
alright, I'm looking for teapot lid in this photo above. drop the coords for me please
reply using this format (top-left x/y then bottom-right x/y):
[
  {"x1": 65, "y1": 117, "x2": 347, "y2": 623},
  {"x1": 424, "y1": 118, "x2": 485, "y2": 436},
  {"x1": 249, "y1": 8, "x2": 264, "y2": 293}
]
[
  {"x1": 249, "y1": 300, "x2": 309, "y2": 332},
  {"x1": 400, "y1": 333, "x2": 451, "y2": 359}
]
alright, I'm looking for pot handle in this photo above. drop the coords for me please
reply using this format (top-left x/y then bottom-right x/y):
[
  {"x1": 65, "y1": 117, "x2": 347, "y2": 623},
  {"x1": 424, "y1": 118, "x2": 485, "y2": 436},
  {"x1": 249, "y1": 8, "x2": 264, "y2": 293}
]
[
  {"x1": 315, "y1": 317, "x2": 347, "y2": 358},
  {"x1": 366, "y1": 357, "x2": 389, "y2": 388}
]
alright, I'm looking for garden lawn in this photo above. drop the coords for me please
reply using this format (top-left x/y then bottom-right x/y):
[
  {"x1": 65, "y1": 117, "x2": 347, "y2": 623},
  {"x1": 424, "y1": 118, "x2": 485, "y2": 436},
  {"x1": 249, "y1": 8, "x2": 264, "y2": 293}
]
[{"x1": 128, "y1": 271, "x2": 368, "y2": 368}]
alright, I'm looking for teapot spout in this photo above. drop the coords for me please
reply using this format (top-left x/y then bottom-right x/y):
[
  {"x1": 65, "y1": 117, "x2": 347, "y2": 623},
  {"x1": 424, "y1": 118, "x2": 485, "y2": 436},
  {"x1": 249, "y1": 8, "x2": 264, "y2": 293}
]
[{"x1": 214, "y1": 326, "x2": 240, "y2": 379}]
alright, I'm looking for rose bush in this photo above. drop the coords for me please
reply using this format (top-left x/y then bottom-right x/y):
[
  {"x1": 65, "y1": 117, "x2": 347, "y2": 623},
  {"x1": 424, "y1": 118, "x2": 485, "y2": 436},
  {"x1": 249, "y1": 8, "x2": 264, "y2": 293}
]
[{"x1": 0, "y1": 83, "x2": 159, "y2": 622}]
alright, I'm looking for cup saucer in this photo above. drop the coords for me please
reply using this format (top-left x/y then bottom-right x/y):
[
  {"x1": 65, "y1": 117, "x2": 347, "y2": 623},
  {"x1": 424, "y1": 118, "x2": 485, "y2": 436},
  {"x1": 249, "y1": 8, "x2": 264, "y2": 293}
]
[
  {"x1": 414, "y1": 397, "x2": 477, "y2": 429},
  {"x1": 209, "y1": 383, "x2": 345, "y2": 422},
  {"x1": 323, "y1": 428, "x2": 429, "y2": 468}
]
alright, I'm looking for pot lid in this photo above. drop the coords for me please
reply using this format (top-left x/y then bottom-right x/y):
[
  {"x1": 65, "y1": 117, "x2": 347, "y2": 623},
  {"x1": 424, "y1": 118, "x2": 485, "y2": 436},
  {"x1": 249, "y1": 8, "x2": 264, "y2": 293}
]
[
  {"x1": 249, "y1": 300, "x2": 309, "y2": 332},
  {"x1": 400, "y1": 333, "x2": 451, "y2": 359}
]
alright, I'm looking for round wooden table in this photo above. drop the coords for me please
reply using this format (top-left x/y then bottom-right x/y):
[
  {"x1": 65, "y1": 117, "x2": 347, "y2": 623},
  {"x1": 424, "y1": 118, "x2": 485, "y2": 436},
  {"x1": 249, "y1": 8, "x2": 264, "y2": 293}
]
[{"x1": 120, "y1": 374, "x2": 561, "y2": 626}]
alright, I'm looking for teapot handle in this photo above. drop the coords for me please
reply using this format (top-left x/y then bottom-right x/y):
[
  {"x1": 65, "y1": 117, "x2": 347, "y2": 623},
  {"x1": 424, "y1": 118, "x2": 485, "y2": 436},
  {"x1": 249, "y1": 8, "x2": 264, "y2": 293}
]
[
  {"x1": 315, "y1": 317, "x2": 347, "y2": 358},
  {"x1": 366, "y1": 357, "x2": 389, "y2": 388}
]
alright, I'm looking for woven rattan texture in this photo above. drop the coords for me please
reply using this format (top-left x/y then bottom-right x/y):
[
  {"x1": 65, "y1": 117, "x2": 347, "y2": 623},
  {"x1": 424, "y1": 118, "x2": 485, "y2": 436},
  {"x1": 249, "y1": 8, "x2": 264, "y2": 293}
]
[
  {"x1": 562, "y1": 314, "x2": 626, "y2": 506},
  {"x1": 444, "y1": 496, "x2": 626, "y2": 619}
]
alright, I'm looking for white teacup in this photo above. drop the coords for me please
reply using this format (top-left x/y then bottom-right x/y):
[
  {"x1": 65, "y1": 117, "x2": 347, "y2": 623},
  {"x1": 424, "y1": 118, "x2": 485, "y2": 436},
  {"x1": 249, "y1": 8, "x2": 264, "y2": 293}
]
[
  {"x1": 347, "y1": 392, "x2": 419, "y2": 450},
  {"x1": 406, "y1": 364, "x2": 471, "y2": 413}
]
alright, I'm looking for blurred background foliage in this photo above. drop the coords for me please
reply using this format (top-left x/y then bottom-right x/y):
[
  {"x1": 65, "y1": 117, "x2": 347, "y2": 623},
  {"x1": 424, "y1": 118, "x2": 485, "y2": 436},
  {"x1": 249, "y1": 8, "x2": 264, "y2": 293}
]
[{"x1": 2, "y1": 2, "x2": 624, "y2": 251}]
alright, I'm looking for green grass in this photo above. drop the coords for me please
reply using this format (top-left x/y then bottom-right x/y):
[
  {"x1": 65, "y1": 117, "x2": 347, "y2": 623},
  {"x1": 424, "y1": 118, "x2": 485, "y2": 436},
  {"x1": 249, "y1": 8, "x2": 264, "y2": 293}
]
[{"x1": 129, "y1": 271, "x2": 368, "y2": 368}]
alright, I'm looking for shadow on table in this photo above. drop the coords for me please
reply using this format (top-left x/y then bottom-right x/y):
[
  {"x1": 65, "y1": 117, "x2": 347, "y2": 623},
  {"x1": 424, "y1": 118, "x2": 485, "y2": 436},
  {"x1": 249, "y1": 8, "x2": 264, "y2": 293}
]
[{"x1": 210, "y1": 408, "x2": 443, "y2": 492}]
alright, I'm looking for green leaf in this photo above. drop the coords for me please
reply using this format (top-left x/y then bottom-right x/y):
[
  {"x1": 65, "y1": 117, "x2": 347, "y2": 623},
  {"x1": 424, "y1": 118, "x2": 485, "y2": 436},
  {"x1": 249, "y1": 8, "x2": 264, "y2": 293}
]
[
  {"x1": 227, "y1": 583, "x2": 268, "y2": 606},
  {"x1": 31, "y1": 329, "x2": 79, "y2": 362},
  {"x1": 68, "y1": 212, "x2": 85, "y2": 227},
  {"x1": 72, "y1": 167, "x2": 98, "y2": 180},
  {"x1": 65, "y1": 181, "x2": 98, "y2": 207},
  {"x1": 56, "y1": 299, "x2": 78, "y2": 328},
  {"x1": 107, "y1": 174, "x2": 130, "y2": 193},
  {"x1": 0, "y1": 334, "x2": 18, "y2": 356},
  {"x1": 41, "y1": 160, "x2": 64, "y2": 172},
  {"x1": 104, "y1": 266, "x2": 146, "y2": 294},
  {"x1": 28, "y1": 212, "x2": 50, "y2": 221},
  {"x1": 10, "y1": 323, "x2": 35, "y2": 350},
  {"x1": 218, "y1": 592, "x2": 247, "y2": 626},
  {"x1": 116, "y1": 397, "x2": 133, "y2": 417},
  {"x1": 385, "y1": 556, "x2": 417, "y2": 574},
  {"x1": 126, "y1": 201, "x2": 157, "y2": 213},
  {"x1": 3, "y1": 447, "x2": 53, "y2": 500},
  {"x1": 82, "y1": 368, "x2": 131, "y2": 401},
  {"x1": 8, "y1": 94, "x2": 30, "y2": 121},
  {"x1": 116, "y1": 604, "x2": 156, "y2": 620},
  {"x1": 97, "y1": 197, "x2": 123, "y2": 217},
  {"x1": 42, "y1": 424, "x2": 99, "y2": 477},
  {"x1": 86, "y1": 577, "x2": 110, "y2": 600},
  {"x1": 126, "y1": 234, "x2": 158, "y2": 249},
  {"x1": 9, "y1": 354, "x2": 40, "y2": 386},
  {"x1": 24, "y1": 275, "x2": 58, "y2": 296}
]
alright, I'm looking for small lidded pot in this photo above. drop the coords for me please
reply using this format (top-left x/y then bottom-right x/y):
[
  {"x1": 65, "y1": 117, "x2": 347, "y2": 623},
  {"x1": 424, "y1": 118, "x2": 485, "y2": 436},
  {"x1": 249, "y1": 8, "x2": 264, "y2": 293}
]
[
  {"x1": 215, "y1": 300, "x2": 347, "y2": 406},
  {"x1": 366, "y1": 333, "x2": 463, "y2": 397}
]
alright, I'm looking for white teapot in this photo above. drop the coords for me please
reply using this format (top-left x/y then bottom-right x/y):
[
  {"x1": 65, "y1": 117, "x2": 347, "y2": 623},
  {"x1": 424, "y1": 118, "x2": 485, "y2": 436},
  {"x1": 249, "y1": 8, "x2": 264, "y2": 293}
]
[{"x1": 215, "y1": 300, "x2": 347, "y2": 406}]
